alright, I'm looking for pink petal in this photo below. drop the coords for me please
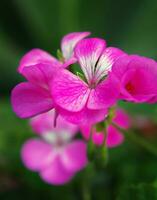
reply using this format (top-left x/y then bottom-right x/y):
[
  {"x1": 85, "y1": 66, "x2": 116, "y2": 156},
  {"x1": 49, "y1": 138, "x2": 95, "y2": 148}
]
[
  {"x1": 61, "y1": 32, "x2": 90, "y2": 60},
  {"x1": 80, "y1": 108, "x2": 129, "y2": 147},
  {"x1": 58, "y1": 106, "x2": 108, "y2": 125},
  {"x1": 94, "y1": 47, "x2": 126, "y2": 83},
  {"x1": 30, "y1": 110, "x2": 78, "y2": 136},
  {"x1": 87, "y1": 73, "x2": 120, "y2": 110},
  {"x1": 21, "y1": 63, "x2": 59, "y2": 89},
  {"x1": 121, "y1": 69, "x2": 157, "y2": 102},
  {"x1": 61, "y1": 140, "x2": 88, "y2": 172},
  {"x1": 80, "y1": 124, "x2": 91, "y2": 140},
  {"x1": 18, "y1": 48, "x2": 61, "y2": 73},
  {"x1": 92, "y1": 132, "x2": 105, "y2": 146},
  {"x1": 51, "y1": 69, "x2": 90, "y2": 112},
  {"x1": 40, "y1": 156, "x2": 74, "y2": 185},
  {"x1": 113, "y1": 109, "x2": 130, "y2": 129},
  {"x1": 80, "y1": 125, "x2": 124, "y2": 148},
  {"x1": 106, "y1": 125, "x2": 124, "y2": 148},
  {"x1": 74, "y1": 38, "x2": 106, "y2": 83},
  {"x1": 62, "y1": 57, "x2": 77, "y2": 68},
  {"x1": 148, "y1": 96, "x2": 157, "y2": 103},
  {"x1": 112, "y1": 54, "x2": 131, "y2": 79},
  {"x1": 11, "y1": 82, "x2": 54, "y2": 118},
  {"x1": 113, "y1": 55, "x2": 157, "y2": 102},
  {"x1": 80, "y1": 125, "x2": 104, "y2": 146},
  {"x1": 21, "y1": 139, "x2": 53, "y2": 171}
]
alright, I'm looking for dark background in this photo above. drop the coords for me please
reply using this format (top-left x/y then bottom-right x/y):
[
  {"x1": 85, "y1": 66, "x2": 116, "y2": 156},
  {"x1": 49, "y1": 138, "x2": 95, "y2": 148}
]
[{"x1": 1, "y1": 0, "x2": 157, "y2": 199}]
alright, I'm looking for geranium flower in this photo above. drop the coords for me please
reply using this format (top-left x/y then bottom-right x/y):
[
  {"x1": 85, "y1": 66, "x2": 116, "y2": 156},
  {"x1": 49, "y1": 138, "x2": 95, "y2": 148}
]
[
  {"x1": 112, "y1": 55, "x2": 157, "y2": 103},
  {"x1": 11, "y1": 32, "x2": 90, "y2": 118},
  {"x1": 21, "y1": 110, "x2": 87, "y2": 185},
  {"x1": 80, "y1": 108, "x2": 130, "y2": 147},
  {"x1": 51, "y1": 38, "x2": 125, "y2": 124},
  {"x1": 18, "y1": 32, "x2": 91, "y2": 73}
]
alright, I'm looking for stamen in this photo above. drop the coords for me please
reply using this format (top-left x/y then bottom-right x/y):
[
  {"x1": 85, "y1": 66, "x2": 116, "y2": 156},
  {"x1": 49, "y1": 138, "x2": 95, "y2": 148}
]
[{"x1": 53, "y1": 110, "x2": 59, "y2": 127}]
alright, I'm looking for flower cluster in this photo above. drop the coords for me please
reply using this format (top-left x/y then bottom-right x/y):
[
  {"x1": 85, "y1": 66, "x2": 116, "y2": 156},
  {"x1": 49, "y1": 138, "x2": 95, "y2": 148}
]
[
  {"x1": 11, "y1": 32, "x2": 157, "y2": 185},
  {"x1": 11, "y1": 32, "x2": 157, "y2": 123},
  {"x1": 21, "y1": 108, "x2": 129, "y2": 185},
  {"x1": 80, "y1": 108, "x2": 130, "y2": 147},
  {"x1": 21, "y1": 111, "x2": 87, "y2": 185}
]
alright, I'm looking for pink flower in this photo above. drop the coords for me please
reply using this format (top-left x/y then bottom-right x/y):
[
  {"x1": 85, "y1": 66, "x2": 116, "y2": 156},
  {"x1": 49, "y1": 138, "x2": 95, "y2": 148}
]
[
  {"x1": 21, "y1": 110, "x2": 88, "y2": 185},
  {"x1": 80, "y1": 108, "x2": 130, "y2": 148},
  {"x1": 18, "y1": 32, "x2": 91, "y2": 73},
  {"x1": 60, "y1": 32, "x2": 91, "y2": 67},
  {"x1": 11, "y1": 32, "x2": 90, "y2": 118},
  {"x1": 51, "y1": 38, "x2": 125, "y2": 124},
  {"x1": 112, "y1": 55, "x2": 157, "y2": 103}
]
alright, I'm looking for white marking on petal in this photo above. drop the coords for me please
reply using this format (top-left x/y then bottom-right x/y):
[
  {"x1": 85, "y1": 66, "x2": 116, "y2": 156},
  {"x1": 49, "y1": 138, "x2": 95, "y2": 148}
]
[
  {"x1": 75, "y1": 38, "x2": 106, "y2": 84},
  {"x1": 42, "y1": 131, "x2": 72, "y2": 145},
  {"x1": 61, "y1": 32, "x2": 90, "y2": 60},
  {"x1": 94, "y1": 51, "x2": 113, "y2": 83},
  {"x1": 79, "y1": 53, "x2": 97, "y2": 83},
  {"x1": 62, "y1": 40, "x2": 74, "y2": 60},
  {"x1": 94, "y1": 47, "x2": 124, "y2": 84}
]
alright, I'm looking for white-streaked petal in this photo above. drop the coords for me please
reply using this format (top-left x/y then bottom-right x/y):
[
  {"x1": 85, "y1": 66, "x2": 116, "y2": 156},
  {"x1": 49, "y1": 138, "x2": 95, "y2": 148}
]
[
  {"x1": 94, "y1": 47, "x2": 125, "y2": 83},
  {"x1": 74, "y1": 38, "x2": 106, "y2": 84},
  {"x1": 61, "y1": 32, "x2": 90, "y2": 60}
]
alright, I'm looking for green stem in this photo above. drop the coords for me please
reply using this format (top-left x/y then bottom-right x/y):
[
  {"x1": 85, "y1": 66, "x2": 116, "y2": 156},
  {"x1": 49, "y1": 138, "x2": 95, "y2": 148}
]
[
  {"x1": 101, "y1": 123, "x2": 109, "y2": 166},
  {"x1": 82, "y1": 182, "x2": 91, "y2": 200},
  {"x1": 112, "y1": 123, "x2": 157, "y2": 156},
  {"x1": 81, "y1": 164, "x2": 93, "y2": 200}
]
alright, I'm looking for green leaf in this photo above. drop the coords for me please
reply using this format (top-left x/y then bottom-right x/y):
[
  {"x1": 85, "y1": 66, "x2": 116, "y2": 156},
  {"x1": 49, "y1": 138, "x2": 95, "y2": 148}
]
[
  {"x1": 117, "y1": 183, "x2": 157, "y2": 200},
  {"x1": 76, "y1": 72, "x2": 86, "y2": 81},
  {"x1": 57, "y1": 49, "x2": 64, "y2": 61},
  {"x1": 94, "y1": 145, "x2": 108, "y2": 169}
]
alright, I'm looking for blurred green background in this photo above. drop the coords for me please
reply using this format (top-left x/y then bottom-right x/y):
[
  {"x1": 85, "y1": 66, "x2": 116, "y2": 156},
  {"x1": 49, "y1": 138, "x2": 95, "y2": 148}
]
[{"x1": 1, "y1": 0, "x2": 157, "y2": 199}]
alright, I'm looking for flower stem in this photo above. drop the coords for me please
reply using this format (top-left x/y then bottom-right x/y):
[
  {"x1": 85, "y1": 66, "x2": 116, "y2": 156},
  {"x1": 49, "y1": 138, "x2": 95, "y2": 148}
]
[
  {"x1": 82, "y1": 182, "x2": 91, "y2": 200},
  {"x1": 81, "y1": 164, "x2": 93, "y2": 200},
  {"x1": 112, "y1": 122, "x2": 157, "y2": 156}
]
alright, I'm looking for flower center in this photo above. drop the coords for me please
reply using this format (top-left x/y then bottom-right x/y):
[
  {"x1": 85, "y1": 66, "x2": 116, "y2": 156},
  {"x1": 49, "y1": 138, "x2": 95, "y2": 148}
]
[
  {"x1": 125, "y1": 82, "x2": 136, "y2": 94},
  {"x1": 89, "y1": 80, "x2": 97, "y2": 89},
  {"x1": 42, "y1": 131, "x2": 71, "y2": 147}
]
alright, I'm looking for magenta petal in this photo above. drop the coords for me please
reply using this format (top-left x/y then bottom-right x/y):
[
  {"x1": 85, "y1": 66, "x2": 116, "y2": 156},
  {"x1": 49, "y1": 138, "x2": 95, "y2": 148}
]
[
  {"x1": 80, "y1": 124, "x2": 91, "y2": 140},
  {"x1": 40, "y1": 156, "x2": 74, "y2": 185},
  {"x1": 113, "y1": 109, "x2": 130, "y2": 129},
  {"x1": 62, "y1": 57, "x2": 77, "y2": 68},
  {"x1": 21, "y1": 139, "x2": 53, "y2": 171},
  {"x1": 94, "y1": 47, "x2": 126, "y2": 82},
  {"x1": 87, "y1": 73, "x2": 120, "y2": 109},
  {"x1": 106, "y1": 125, "x2": 124, "y2": 148},
  {"x1": 21, "y1": 63, "x2": 59, "y2": 88},
  {"x1": 74, "y1": 38, "x2": 106, "y2": 83},
  {"x1": 51, "y1": 69, "x2": 90, "y2": 112},
  {"x1": 92, "y1": 132, "x2": 105, "y2": 146},
  {"x1": 18, "y1": 48, "x2": 61, "y2": 73},
  {"x1": 58, "y1": 106, "x2": 108, "y2": 125},
  {"x1": 80, "y1": 125, "x2": 123, "y2": 148},
  {"x1": 113, "y1": 55, "x2": 157, "y2": 103},
  {"x1": 30, "y1": 110, "x2": 78, "y2": 136},
  {"x1": 61, "y1": 32, "x2": 90, "y2": 60},
  {"x1": 11, "y1": 82, "x2": 54, "y2": 118},
  {"x1": 112, "y1": 54, "x2": 131, "y2": 79},
  {"x1": 80, "y1": 108, "x2": 129, "y2": 148},
  {"x1": 61, "y1": 140, "x2": 87, "y2": 172},
  {"x1": 148, "y1": 96, "x2": 157, "y2": 103},
  {"x1": 80, "y1": 124, "x2": 104, "y2": 146},
  {"x1": 121, "y1": 68, "x2": 157, "y2": 102}
]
